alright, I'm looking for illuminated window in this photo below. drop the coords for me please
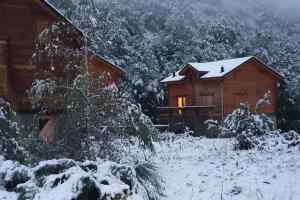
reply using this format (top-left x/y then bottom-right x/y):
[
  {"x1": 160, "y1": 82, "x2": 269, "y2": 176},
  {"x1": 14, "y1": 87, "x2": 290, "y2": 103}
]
[
  {"x1": 177, "y1": 97, "x2": 186, "y2": 108},
  {"x1": 177, "y1": 97, "x2": 186, "y2": 115}
]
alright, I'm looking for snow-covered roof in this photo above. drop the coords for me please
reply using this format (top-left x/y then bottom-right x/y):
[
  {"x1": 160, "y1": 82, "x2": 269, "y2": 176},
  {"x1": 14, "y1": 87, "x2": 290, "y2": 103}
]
[
  {"x1": 161, "y1": 56, "x2": 281, "y2": 83},
  {"x1": 187, "y1": 56, "x2": 252, "y2": 78},
  {"x1": 161, "y1": 71, "x2": 185, "y2": 83}
]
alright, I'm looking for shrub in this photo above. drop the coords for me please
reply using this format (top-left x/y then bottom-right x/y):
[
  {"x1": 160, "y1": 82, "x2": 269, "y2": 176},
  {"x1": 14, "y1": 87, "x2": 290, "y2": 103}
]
[
  {"x1": 223, "y1": 103, "x2": 275, "y2": 150},
  {"x1": 0, "y1": 157, "x2": 163, "y2": 200},
  {"x1": 0, "y1": 98, "x2": 28, "y2": 163},
  {"x1": 206, "y1": 102, "x2": 275, "y2": 150}
]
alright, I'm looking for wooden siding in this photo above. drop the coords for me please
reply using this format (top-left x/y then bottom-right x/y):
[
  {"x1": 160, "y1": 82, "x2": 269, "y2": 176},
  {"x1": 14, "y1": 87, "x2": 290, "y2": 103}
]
[
  {"x1": 0, "y1": 0, "x2": 123, "y2": 111},
  {"x1": 89, "y1": 55, "x2": 123, "y2": 85},
  {"x1": 163, "y1": 58, "x2": 279, "y2": 119},
  {"x1": 167, "y1": 78, "x2": 222, "y2": 117},
  {"x1": 223, "y1": 59, "x2": 277, "y2": 115},
  {"x1": 0, "y1": 39, "x2": 8, "y2": 96}
]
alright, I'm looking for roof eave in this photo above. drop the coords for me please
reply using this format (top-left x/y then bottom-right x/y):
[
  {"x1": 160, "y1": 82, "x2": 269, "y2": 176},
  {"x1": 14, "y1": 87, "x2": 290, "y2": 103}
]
[
  {"x1": 35, "y1": 0, "x2": 125, "y2": 76},
  {"x1": 91, "y1": 51, "x2": 126, "y2": 75},
  {"x1": 251, "y1": 56, "x2": 284, "y2": 79}
]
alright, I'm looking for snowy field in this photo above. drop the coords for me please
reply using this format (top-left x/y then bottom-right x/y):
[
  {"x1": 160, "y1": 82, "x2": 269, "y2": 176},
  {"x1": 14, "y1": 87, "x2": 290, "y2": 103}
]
[
  {"x1": 152, "y1": 136, "x2": 300, "y2": 200},
  {"x1": 1, "y1": 135, "x2": 299, "y2": 200}
]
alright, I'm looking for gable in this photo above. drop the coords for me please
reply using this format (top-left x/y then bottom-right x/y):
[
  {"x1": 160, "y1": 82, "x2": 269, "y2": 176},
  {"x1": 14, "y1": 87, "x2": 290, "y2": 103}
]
[{"x1": 223, "y1": 57, "x2": 283, "y2": 80}]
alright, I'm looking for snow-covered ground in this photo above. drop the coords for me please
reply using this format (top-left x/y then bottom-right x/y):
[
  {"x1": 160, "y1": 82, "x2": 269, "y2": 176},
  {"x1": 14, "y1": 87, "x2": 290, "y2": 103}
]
[
  {"x1": 1, "y1": 135, "x2": 299, "y2": 200},
  {"x1": 152, "y1": 136, "x2": 300, "y2": 200}
]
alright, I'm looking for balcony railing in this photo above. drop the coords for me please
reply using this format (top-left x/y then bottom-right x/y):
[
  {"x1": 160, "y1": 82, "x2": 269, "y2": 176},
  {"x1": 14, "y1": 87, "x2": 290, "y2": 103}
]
[{"x1": 157, "y1": 105, "x2": 218, "y2": 119}]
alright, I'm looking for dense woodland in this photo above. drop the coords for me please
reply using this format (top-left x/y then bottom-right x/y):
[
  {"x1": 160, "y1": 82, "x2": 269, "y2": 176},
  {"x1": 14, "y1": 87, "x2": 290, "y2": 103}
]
[
  {"x1": 0, "y1": 1, "x2": 300, "y2": 199},
  {"x1": 48, "y1": 0, "x2": 300, "y2": 131}
]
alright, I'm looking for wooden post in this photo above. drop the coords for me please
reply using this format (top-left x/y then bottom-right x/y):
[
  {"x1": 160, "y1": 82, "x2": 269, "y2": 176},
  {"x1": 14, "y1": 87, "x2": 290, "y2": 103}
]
[{"x1": 220, "y1": 80, "x2": 224, "y2": 126}]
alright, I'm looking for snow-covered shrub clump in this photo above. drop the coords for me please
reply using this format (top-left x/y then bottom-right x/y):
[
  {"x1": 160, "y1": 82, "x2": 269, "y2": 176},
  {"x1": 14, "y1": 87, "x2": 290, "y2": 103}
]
[
  {"x1": 223, "y1": 102, "x2": 275, "y2": 150},
  {"x1": 0, "y1": 156, "x2": 30, "y2": 192},
  {"x1": 206, "y1": 101, "x2": 300, "y2": 150},
  {"x1": 0, "y1": 98, "x2": 27, "y2": 163},
  {"x1": 258, "y1": 130, "x2": 300, "y2": 151},
  {"x1": 0, "y1": 157, "x2": 163, "y2": 200}
]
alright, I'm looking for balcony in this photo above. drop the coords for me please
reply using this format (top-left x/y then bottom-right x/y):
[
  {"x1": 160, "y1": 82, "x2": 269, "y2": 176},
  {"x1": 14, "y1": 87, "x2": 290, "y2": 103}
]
[{"x1": 157, "y1": 105, "x2": 217, "y2": 118}]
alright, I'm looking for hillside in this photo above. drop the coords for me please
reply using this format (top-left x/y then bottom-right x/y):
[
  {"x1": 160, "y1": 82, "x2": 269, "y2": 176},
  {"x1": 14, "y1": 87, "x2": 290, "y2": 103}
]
[{"x1": 48, "y1": 0, "x2": 300, "y2": 130}]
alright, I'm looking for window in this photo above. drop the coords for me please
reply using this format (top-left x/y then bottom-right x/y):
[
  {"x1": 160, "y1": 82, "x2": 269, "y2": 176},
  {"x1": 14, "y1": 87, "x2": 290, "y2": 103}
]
[
  {"x1": 177, "y1": 97, "x2": 187, "y2": 108},
  {"x1": 177, "y1": 96, "x2": 186, "y2": 115},
  {"x1": 38, "y1": 115, "x2": 51, "y2": 131},
  {"x1": 38, "y1": 115, "x2": 55, "y2": 142}
]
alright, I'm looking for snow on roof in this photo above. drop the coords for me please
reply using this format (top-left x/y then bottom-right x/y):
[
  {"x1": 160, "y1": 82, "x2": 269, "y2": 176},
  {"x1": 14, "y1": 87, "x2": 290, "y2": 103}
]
[
  {"x1": 161, "y1": 71, "x2": 185, "y2": 83},
  {"x1": 161, "y1": 56, "x2": 253, "y2": 83},
  {"x1": 188, "y1": 56, "x2": 253, "y2": 78}
]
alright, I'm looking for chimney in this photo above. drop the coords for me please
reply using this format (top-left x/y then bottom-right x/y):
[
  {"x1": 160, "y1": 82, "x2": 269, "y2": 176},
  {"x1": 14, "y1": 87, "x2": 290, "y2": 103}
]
[
  {"x1": 220, "y1": 66, "x2": 225, "y2": 73},
  {"x1": 172, "y1": 72, "x2": 176, "y2": 77}
]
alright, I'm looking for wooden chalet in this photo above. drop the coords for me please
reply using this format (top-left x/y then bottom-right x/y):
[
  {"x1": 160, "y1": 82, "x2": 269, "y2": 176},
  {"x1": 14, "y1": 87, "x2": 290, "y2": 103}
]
[
  {"x1": 0, "y1": 0, "x2": 125, "y2": 141},
  {"x1": 158, "y1": 56, "x2": 283, "y2": 136}
]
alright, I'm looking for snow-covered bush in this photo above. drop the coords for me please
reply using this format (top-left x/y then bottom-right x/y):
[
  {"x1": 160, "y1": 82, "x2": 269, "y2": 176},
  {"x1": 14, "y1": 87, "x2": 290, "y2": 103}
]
[
  {"x1": 0, "y1": 98, "x2": 27, "y2": 163},
  {"x1": 224, "y1": 102, "x2": 275, "y2": 150},
  {"x1": 255, "y1": 90, "x2": 271, "y2": 112},
  {"x1": 206, "y1": 102, "x2": 275, "y2": 150},
  {"x1": 258, "y1": 130, "x2": 300, "y2": 151},
  {"x1": 206, "y1": 100, "x2": 300, "y2": 151},
  {"x1": 0, "y1": 157, "x2": 163, "y2": 200},
  {"x1": 0, "y1": 156, "x2": 30, "y2": 192}
]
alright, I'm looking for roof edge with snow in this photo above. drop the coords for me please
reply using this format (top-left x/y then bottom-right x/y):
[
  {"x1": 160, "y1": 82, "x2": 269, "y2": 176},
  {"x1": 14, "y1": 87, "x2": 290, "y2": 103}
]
[{"x1": 161, "y1": 56, "x2": 283, "y2": 83}]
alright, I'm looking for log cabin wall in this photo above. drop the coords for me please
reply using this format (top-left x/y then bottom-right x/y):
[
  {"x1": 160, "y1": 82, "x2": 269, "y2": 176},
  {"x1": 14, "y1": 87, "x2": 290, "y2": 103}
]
[
  {"x1": 0, "y1": 0, "x2": 56, "y2": 110},
  {"x1": 89, "y1": 56, "x2": 123, "y2": 85},
  {"x1": 167, "y1": 82, "x2": 193, "y2": 106},
  {"x1": 167, "y1": 79, "x2": 222, "y2": 117},
  {"x1": 223, "y1": 59, "x2": 277, "y2": 116},
  {"x1": 0, "y1": 38, "x2": 9, "y2": 97},
  {"x1": 194, "y1": 80, "x2": 222, "y2": 117},
  {"x1": 0, "y1": 0, "x2": 124, "y2": 112}
]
